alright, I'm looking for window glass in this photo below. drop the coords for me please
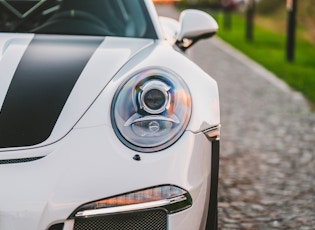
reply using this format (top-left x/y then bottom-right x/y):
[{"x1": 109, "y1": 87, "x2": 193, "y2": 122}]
[{"x1": 0, "y1": 0, "x2": 157, "y2": 38}]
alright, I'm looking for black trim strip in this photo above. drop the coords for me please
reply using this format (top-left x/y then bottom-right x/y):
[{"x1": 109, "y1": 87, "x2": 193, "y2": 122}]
[
  {"x1": 205, "y1": 140, "x2": 220, "y2": 230},
  {"x1": 0, "y1": 157, "x2": 43, "y2": 165},
  {"x1": 0, "y1": 35, "x2": 103, "y2": 148}
]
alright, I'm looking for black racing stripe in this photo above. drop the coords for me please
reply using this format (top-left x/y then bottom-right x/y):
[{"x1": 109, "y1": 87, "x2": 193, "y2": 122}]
[{"x1": 0, "y1": 35, "x2": 103, "y2": 148}]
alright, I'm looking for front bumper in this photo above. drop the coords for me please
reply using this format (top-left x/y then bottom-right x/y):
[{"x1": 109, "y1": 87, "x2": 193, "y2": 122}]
[{"x1": 0, "y1": 125, "x2": 216, "y2": 230}]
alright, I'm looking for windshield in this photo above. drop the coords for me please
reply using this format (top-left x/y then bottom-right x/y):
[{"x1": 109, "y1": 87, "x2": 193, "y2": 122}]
[{"x1": 0, "y1": 0, "x2": 157, "y2": 38}]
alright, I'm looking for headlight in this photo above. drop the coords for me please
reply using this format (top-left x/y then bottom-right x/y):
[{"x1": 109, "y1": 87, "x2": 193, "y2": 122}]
[
  {"x1": 111, "y1": 68, "x2": 191, "y2": 152},
  {"x1": 71, "y1": 185, "x2": 192, "y2": 218}
]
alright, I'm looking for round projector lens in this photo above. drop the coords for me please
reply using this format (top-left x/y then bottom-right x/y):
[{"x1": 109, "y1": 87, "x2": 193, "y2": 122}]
[{"x1": 143, "y1": 89, "x2": 166, "y2": 111}]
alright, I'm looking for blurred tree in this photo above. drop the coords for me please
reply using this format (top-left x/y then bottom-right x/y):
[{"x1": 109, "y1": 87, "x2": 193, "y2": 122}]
[
  {"x1": 286, "y1": 0, "x2": 297, "y2": 62},
  {"x1": 245, "y1": 0, "x2": 255, "y2": 42}
]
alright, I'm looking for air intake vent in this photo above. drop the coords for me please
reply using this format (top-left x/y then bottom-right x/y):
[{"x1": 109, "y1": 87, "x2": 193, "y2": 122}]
[{"x1": 48, "y1": 223, "x2": 64, "y2": 230}]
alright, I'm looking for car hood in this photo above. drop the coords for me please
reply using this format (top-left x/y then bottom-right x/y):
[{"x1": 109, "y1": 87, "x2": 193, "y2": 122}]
[{"x1": 0, "y1": 34, "x2": 154, "y2": 150}]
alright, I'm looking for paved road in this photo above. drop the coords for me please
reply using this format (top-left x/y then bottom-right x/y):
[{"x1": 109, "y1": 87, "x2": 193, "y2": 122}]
[{"x1": 156, "y1": 4, "x2": 315, "y2": 230}]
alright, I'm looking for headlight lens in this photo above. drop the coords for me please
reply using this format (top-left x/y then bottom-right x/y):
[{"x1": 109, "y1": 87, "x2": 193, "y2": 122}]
[
  {"x1": 111, "y1": 68, "x2": 191, "y2": 152},
  {"x1": 140, "y1": 80, "x2": 170, "y2": 114}
]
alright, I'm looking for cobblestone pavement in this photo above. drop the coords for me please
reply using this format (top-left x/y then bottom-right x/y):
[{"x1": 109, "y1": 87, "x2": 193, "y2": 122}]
[
  {"x1": 156, "y1": 4, "x2": 315, "y2": 230},
  {"x1": 197, "y1": 39, "x2": 315, "y2": 230}
]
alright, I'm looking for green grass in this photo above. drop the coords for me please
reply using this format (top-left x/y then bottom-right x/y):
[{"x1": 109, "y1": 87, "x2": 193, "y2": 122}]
[{"x1": 212, "y1": 12, "x2": 315, "y2": 105}]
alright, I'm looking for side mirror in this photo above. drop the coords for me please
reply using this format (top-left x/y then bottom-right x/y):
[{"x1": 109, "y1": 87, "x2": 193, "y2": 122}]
[{"x1": 176, "y1": 9, "x2": 218, "y2": 51}]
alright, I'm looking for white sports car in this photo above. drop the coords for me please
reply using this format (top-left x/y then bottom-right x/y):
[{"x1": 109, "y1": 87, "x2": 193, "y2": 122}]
[{"x1": 0, "y1": 0, "x2": 220, "y2": 229}]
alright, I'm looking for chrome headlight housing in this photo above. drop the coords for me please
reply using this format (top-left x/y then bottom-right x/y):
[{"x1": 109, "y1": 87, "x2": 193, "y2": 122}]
[{"x1": 111, "y1": 68, "x2": 191, "y2": 152}]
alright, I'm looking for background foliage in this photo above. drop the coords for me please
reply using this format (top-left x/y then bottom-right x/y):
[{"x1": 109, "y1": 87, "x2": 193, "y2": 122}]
[{"x1": 176, "y1": 0, "x2": 315, "y2": 105}]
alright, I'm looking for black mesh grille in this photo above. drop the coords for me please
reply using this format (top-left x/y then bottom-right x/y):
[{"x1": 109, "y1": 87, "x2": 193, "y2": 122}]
[{"x1": 74, "y1": 209, "x2": 168, "y2": 230}]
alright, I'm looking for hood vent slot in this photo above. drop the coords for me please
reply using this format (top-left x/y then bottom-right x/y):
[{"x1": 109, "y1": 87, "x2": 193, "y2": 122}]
[{"x1": 0, "y1": 156, "x2": 43, "y2": 165}]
